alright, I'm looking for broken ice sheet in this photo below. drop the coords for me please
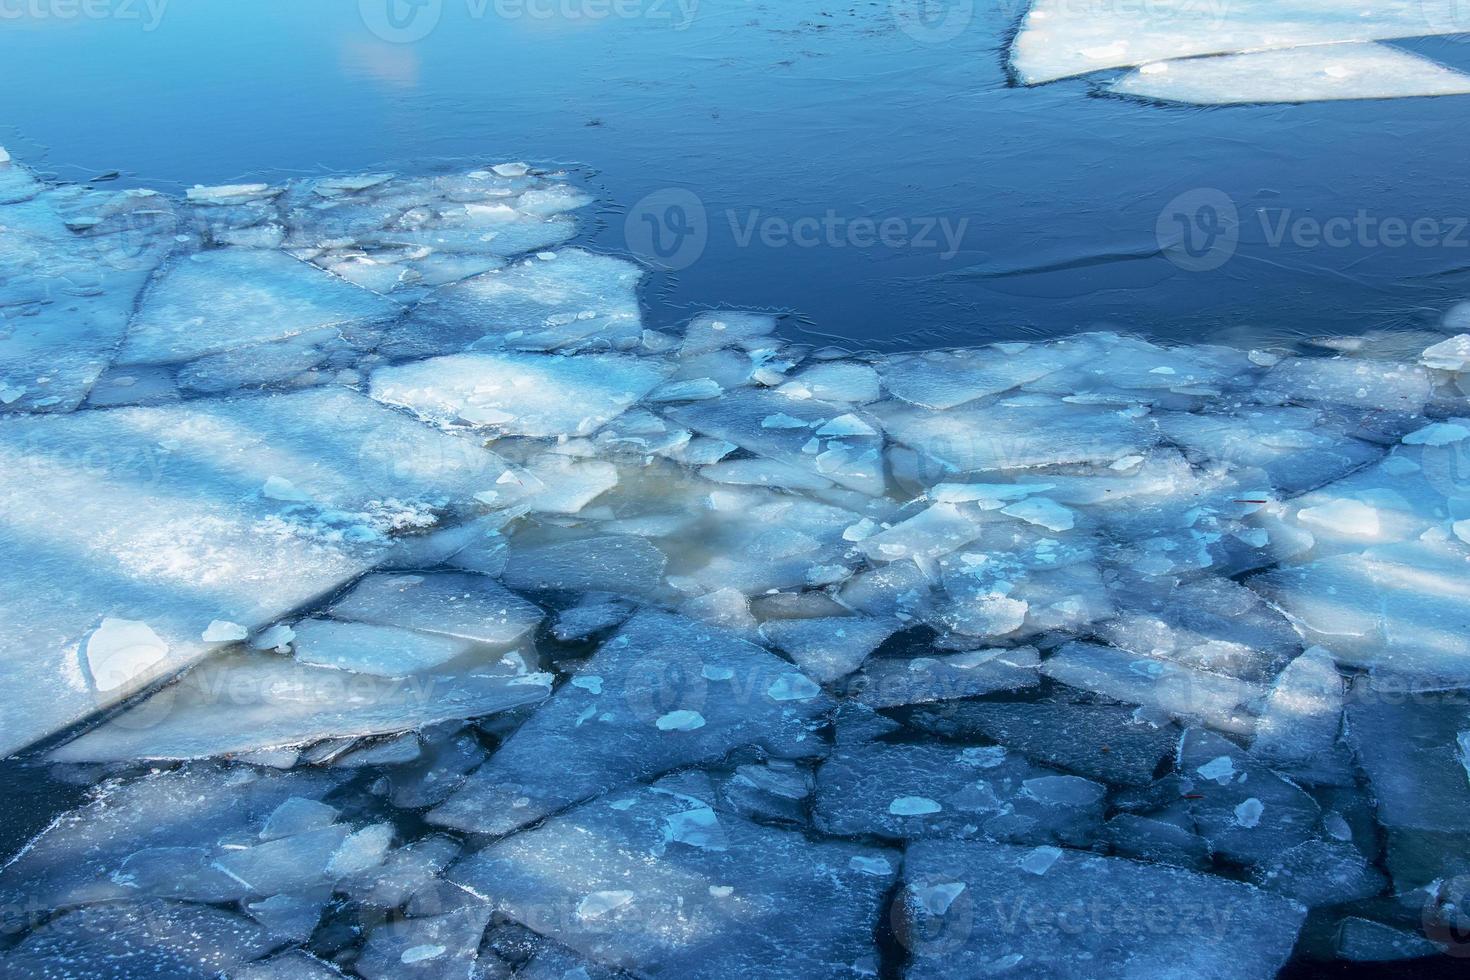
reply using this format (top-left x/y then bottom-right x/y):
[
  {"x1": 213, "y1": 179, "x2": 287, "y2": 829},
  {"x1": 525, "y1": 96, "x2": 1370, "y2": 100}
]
[
  {"x1": 428, "y1": 610, "x2": 831, "y2": 835},
  {"x1": 0, "y1": 387, "x2": 518, "y2": 756},
  {"x1": 49, "y1": 646, "x2": 551, "y2": 763},
  {"x1": 370, "y1": 350, "x2": 668, "y2": 437},
  {"x1": 1112, "y1": 44, "x2": 1470, "y2": 105},
  {"x1": 450, "y1": 772, "x2": 897, "y2": 979}
]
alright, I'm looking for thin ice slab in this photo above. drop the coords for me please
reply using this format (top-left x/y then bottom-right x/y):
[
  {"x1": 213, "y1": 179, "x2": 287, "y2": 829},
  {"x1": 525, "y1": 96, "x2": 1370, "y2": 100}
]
[
  {"x1": 0, "y1": 387, "x2": 518, "y2": 756},
  {"x1": 1112, "y1": 44, "x2": 1470, "y2": 105}
]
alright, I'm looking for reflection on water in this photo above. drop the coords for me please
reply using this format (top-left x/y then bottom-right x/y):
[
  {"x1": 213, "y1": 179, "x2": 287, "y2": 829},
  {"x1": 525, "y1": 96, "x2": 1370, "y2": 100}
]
[{"x1": 2, "y1": 0, "x2": 1470, "y2": 350}]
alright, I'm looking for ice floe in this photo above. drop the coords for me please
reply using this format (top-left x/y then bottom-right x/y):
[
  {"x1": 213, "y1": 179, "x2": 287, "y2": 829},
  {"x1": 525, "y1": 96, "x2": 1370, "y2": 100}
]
[{"x1": 2, "y1": 152, "x2": 1467, "y2": 975}]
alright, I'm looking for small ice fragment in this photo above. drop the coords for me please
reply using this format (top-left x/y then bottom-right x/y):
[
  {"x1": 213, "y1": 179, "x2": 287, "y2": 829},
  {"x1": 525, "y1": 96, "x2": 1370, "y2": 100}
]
[
  {"x1": 251, "y1": 623, "x2": 296, "y2": 651},
  {"x1": 85, "y1": 619, "x2": 169, "y2": 693},
  {"x1": 1297, "y1": 499, "x2": 1380, "y2": 536},
  {"x1": 1001, "y1": 497, "x2": 1075, "y2": 532},
  {"x1": 0, "y1": 147, "x2": 10, "y2": 164},
  {"x1": 572, "y1": 675, "x2": 604, "y2": 694},
  {"x1": 761, "y1": 413, "x2": 808, "y2": 429},
  {"x1": 1019, "y1": 846, "x2": 1063, "y2": 875},
  {"x1": 492, "y1": 162, "x2": 530, "y2": 177},
  {"x1": 1402, "y1": 422, "x2": 1470, "y2": 446},
  {"x1": 664, "y1": 805, "x2": 725, "y2": 849},
  {"x1": 850, "y1": 855, "x2": 893, "y2": 876},
  {"x1": 1234, "y1": 798, "x2": 1264, "y2": 828},
  {"x1": 262, "y1": 476, "x2": 311, "y2": 503},
  {"x1": 1196, "y1": 755, "x2": 1235, "y2": 784},
  {"x1": 911, "y1": 880, "x2": 966, "y2": 915},
  {"x1": 401, "y1": 945, "x2": 447, "y2": 964},
  {"x1": 1324, "y1": 811, "x2": 1353, "y2": 841},
  {"x1": 656, "y1": 710, "x2": 706, "y2": 731},
  {"x1": 702, "y1": 665, "x2": 735, "y2": 681},
  {"x1": 767, "y1": 673, "x2": 821, "y2": 701},
  {"x1": 889, "y1": 796, "x2": 943, "y2": 816},
  {"x1": 709, "y1": 885, "x2": 734, "y2": 897},
  {"x1": 202, "y1": 621, "x2": 248, "y2": 643},
  {"x1": 577, "y1": 890, "x2": 635, "y2": 919}
]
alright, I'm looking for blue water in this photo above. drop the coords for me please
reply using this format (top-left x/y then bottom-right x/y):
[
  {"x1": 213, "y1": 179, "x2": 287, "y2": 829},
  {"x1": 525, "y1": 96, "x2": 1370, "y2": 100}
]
[{"x1": 4, "y1": 0, "x2": 1470, "y2": 349}]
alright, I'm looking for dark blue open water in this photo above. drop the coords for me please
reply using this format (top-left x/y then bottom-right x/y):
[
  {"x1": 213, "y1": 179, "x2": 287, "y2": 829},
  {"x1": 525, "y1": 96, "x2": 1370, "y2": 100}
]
[{"x1": 3, "y1": 0, "x2": 1470, "y2": 349}]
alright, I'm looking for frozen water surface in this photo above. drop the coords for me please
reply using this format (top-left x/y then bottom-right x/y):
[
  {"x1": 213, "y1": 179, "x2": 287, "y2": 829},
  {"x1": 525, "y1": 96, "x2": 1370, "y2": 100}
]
[{"x1": 3, "y1": 154, "x2": 1470, "y2": 975}]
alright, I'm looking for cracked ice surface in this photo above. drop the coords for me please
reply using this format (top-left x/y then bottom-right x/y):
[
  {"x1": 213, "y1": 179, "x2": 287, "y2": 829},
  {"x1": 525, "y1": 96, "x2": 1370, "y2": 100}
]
[{"x1": 2, "y1": 151, "x2": 1469, "y2": 975}]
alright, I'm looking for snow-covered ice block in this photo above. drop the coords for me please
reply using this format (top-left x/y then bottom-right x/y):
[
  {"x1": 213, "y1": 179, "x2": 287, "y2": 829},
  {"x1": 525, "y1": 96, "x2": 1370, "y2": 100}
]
[
  {"x1": 1112, "y1": 44, "x2": 1470, "y2": 105},
  {"x1": 1010, "y1": 0, "x2": 1470, "y2": 84},
  {"x1": 370, "y1": 351, "x2": 667, "y2": 437},
  {"x1": 49, "y1": 647, "x2": 551, "y2": 762},
  {"x1": 815, "y1": 740, "x2": 1104, "y2": 845},
  {"x1": 450, "y1": 773, "x2": 897, "y2": 979},
  {"x1": 329, "y1": 571, "x2": 544, "y2": 647},
  {"x1": 0, "y1": 388, "x2": 515, "y2": 756},
  {"x1": 427, "y1": 611, "x2": 831, "y2": 835},
  {"x1": 1257, "y1": 356, "x2": 1432, "y2": 413},
  {"x1": 407, "y1": 249, "x2": 644, "y2": 354},
  {"x1": 117, "y1": 249, "x2": 398, "y2": 365},
  {"x1": 680, "y1": 310, "x2": 777, "y2": 356},
  {"x1": 900, "y1": 841, "x2": 1306, "y2": 978}
]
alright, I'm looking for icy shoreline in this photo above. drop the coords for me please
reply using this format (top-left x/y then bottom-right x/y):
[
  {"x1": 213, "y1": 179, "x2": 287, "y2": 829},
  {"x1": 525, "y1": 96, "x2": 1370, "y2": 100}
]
[{"x1": 2, "y1": 153, "x2": 1469, "y2": 974}]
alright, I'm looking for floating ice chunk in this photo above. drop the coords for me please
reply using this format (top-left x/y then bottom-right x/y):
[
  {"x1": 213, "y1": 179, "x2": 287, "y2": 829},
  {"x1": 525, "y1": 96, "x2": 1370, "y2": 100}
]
[
  {"x1": 84, "y1": 618, "x2": 169, "y2": 693},
  {"x1": 784, "y1": 361, "x2": 881, "y2": 404},
  {"x1": 656, "y1": 710, "x2": 707, "y2": 732},
  {"x1": 767, "y1": 672, "x2": 822, "y2": 701},
  {"x1": 355, "y1": 906, "x2": 492, "y2": 980},
  {"x1": 1258, "y1": 356, "x2": 1431, "y2": 413},
  {"x1": 409, "y1": 249, "x2": 644, "y2": 353},
  {"x1": 0, "y1": 900, "x2": 278, "y2": 978},
  {"x1": 1297, "y1": 498, "x2": 1381, "y2": 536},
  {"x1": 50, "y1": 649, "x2": 549, "y2": 762},
  {"x1": 1402, "y1": 420, "x2": 1470, "y2": 446},
  {"x1": 452, "y1": 775, "x2": 896, "y2": 978},
  {"x1": 186, "y1": 182, "x2": 277, "y2": 203},
  {"x1": 1336, "y1": 917, "x2": 1447, "y2": 961},
  {"x1": 860, "y1": 503, "x2": 984, "y2": 562},
  {"x1": 1001, "y1": 497, "x2": 1075, "y2": 532},
  {"x1": 856, "y1": 647, "x2": 1041, "y2": 709},
  {"x1": 370, "y1": 351, "x2": 667, "y2": 437},
  {"x1": 428, "y1": 612, "x2": 830, "y2": 835},
  {"x1": 817, "y1": 739, "x2": 1103, "y2": 845},
  {"x1": 1421, "y1": 333, "x2": 1470, "y2": 372},
  {"x1": 1041, "y1": 642, "x2": 1262, "y2": 734},
  {"x1": 330, "y1": 571, "x2": 543, "y2": 646},
  {"x1": 201, "y1": 620, "x2": 249, "y2": 643},
  {"x1": 901, "y1": 841, "x2": 1305, "y2": 977},
  {"x1": 291, "y1": 619, "x2": 471, "y2": 676},
  {"x1": 1011, "y1": 0, "x2": 1470, "y2": 84},
  {"x1": 881, "y1": 343, "x2": 1087, "y2": 409},
  {"x1": 1251, "y1": 646, "x2": 1344, "y2": 776},
  {"x1": 1019, "y1": 845, "x2": 1063, "y2": 875},
  {"x1": 502, "y1": 535, "x2": 668, "y2": 597},
  {"x1": 889, "y1": 796, "x2": 943, "y2": 816},
  {"x1": 759, "y1": 616, "x2": 899, "y2": 683},
  {"x1": 681, "y1": 311, "x2": 777, "y2": 356},
  {"x1": 1249, "y1": 839, "x2": 1386, "y2": 906},
  {"x1": 118, "y1": 250, "x2": 397, "y2": 365},
  {"x1": 1178, "y1": 729, "x2": 1321, "y2": 865},
  {"x1": 1112, "y1": 44, "x2": 1470, "y2": 104},
  {"x1": 906, "y1": 695, "x2": 1174, "y2": 786}
]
